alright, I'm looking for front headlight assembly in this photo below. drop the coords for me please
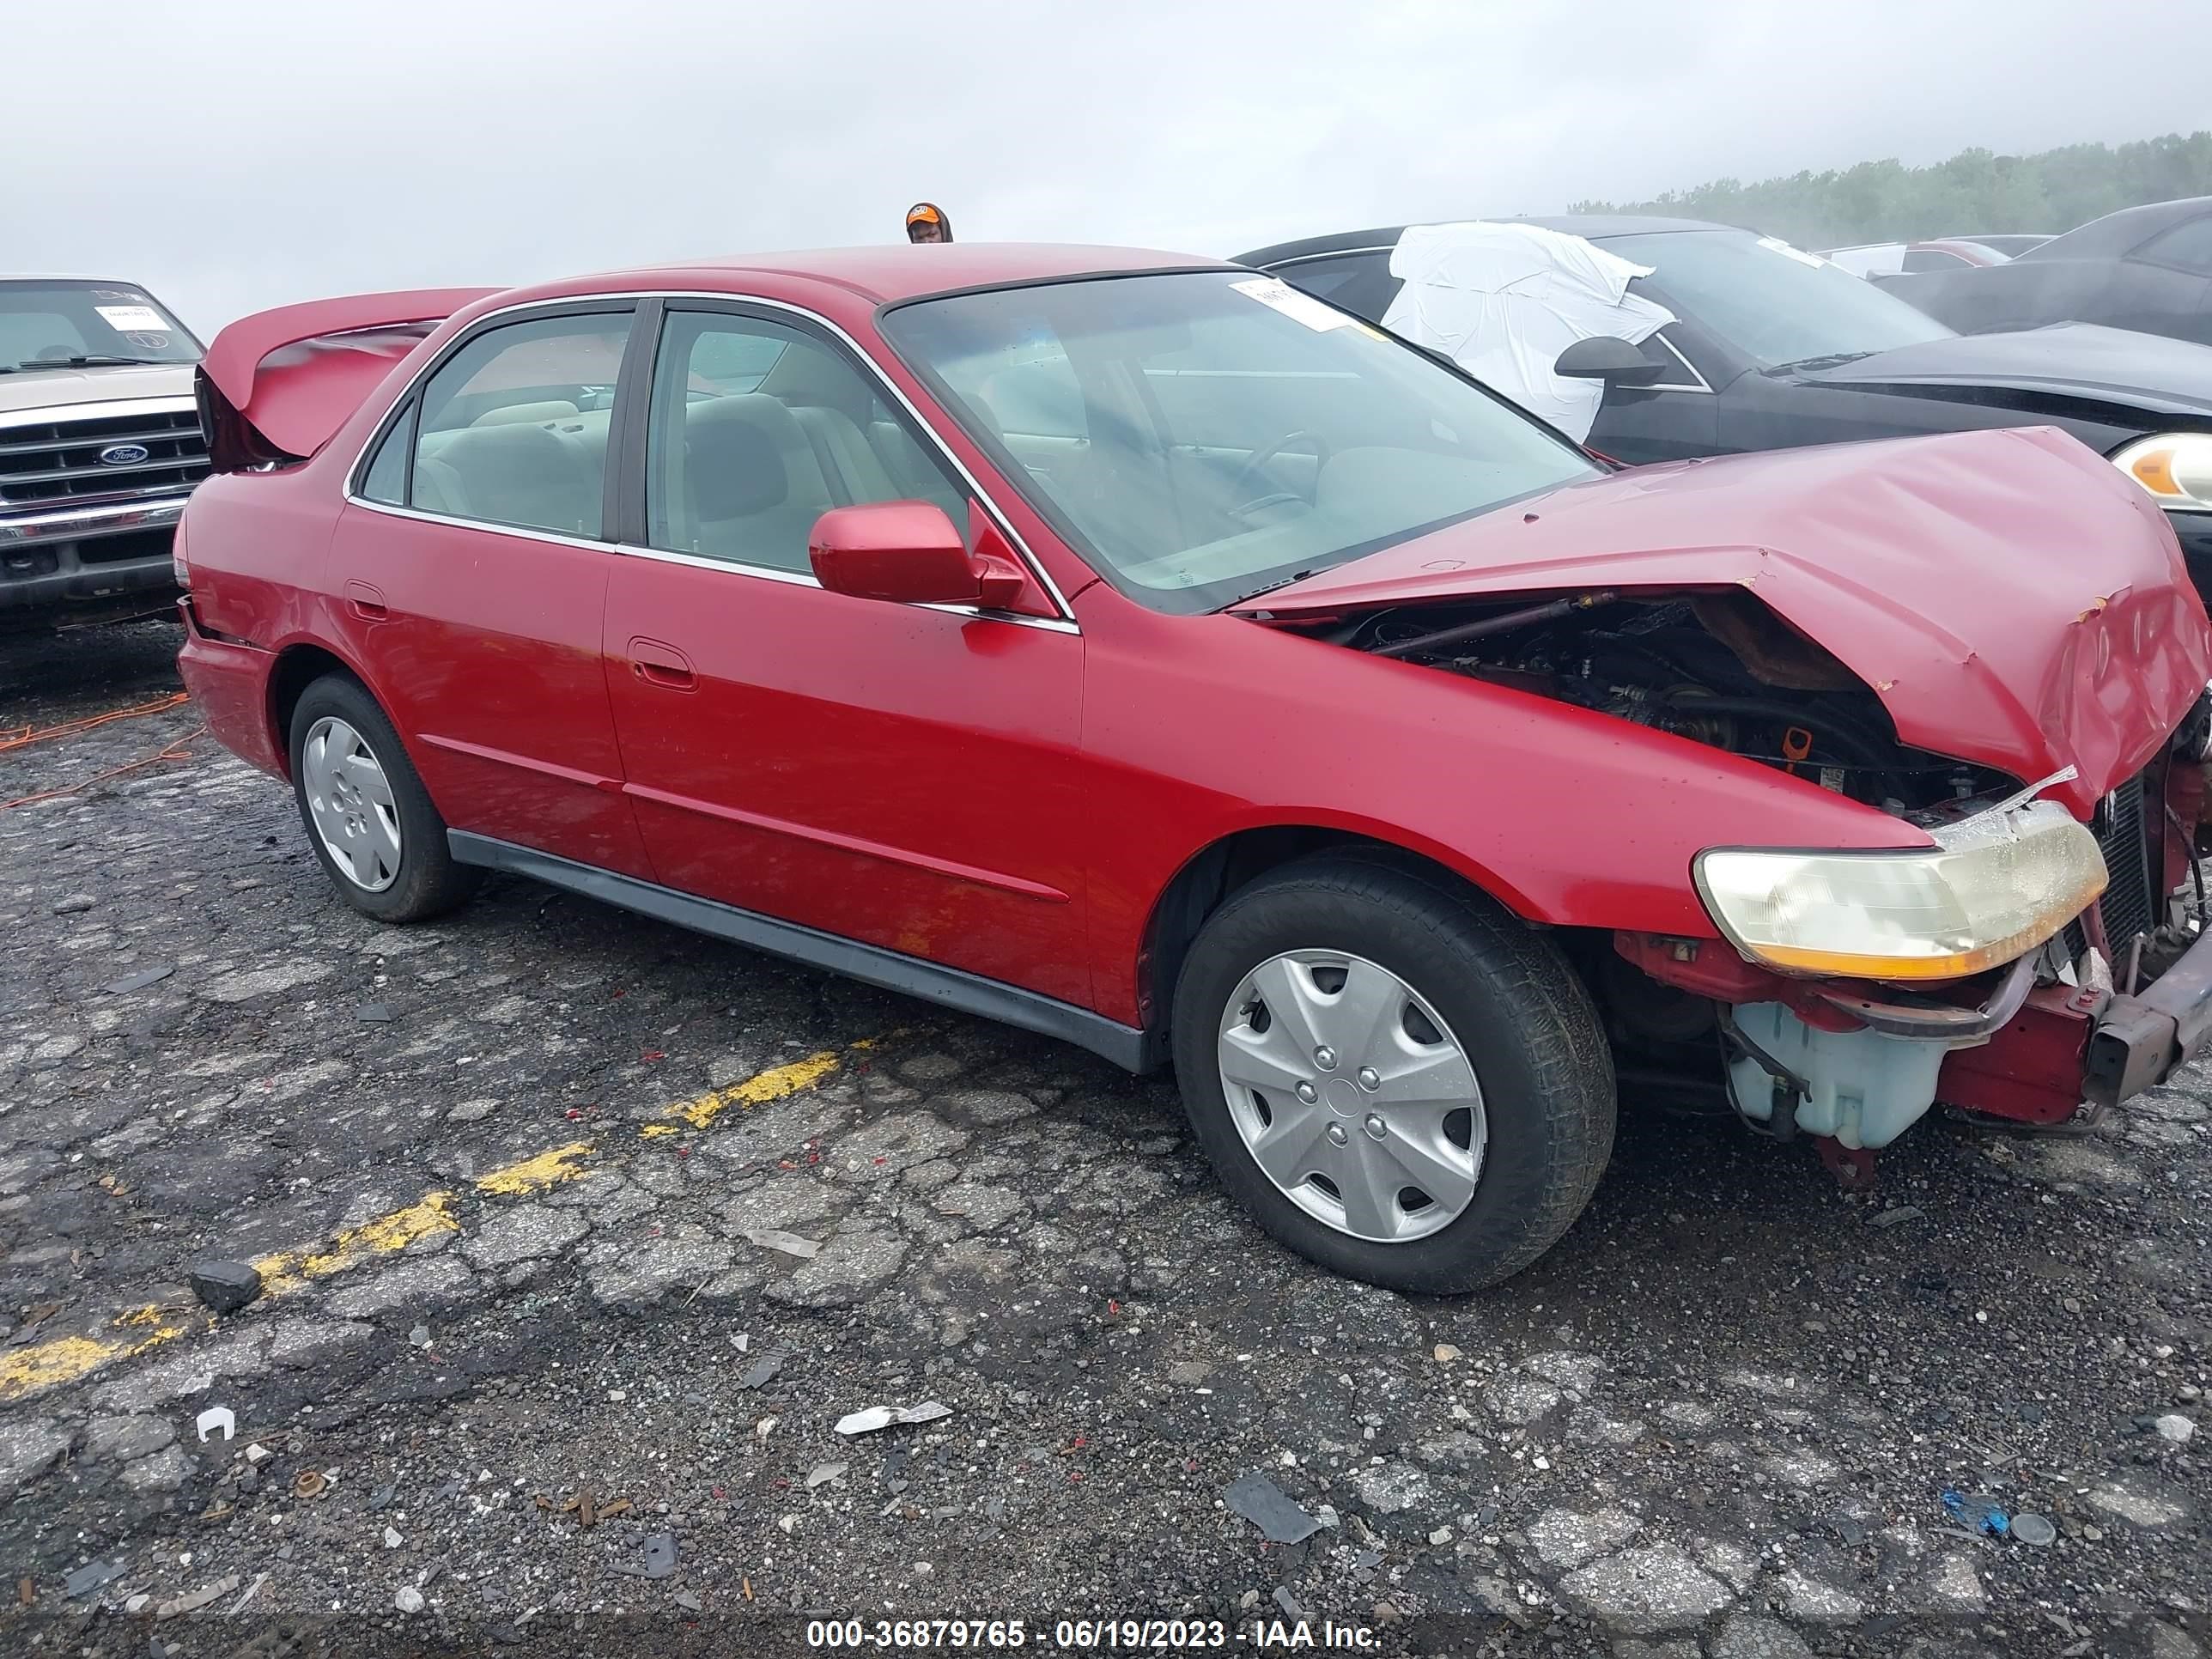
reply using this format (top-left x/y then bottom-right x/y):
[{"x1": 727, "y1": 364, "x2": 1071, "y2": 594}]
[
  {"x1": 2112, "y1": 433, "x2": 2212, "y2": 513},
  {"x1": 1694, "y1": 799, "x2": 2106, "y2": 981}
]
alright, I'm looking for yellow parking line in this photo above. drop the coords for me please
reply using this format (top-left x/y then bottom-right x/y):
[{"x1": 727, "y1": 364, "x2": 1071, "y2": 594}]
[
  {"x1": 641, "y1": 1049, "x2": 841, "y2": 1137},
  {"x1": 254, "y1": 1193, "x2": 461, "y2": 1295},
  {"x1": 0, "y1": 1042, "x2": 870, "y2": 1403},
  {"x1": 0, "y1": 1315, "x2": 193, "y2": 1403},
  {"x1": 474, "y1": 1141, "x2": 595, "y2": 1196}
]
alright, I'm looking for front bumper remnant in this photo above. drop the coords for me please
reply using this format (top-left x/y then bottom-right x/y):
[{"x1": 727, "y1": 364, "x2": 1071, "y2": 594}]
[
  {"x1": 1731, "y1": 917, "x2": 2212, "y2": 1148},
  {"x1": 2084, "y1": 922, "x2": 2212, "y2": 1106}
]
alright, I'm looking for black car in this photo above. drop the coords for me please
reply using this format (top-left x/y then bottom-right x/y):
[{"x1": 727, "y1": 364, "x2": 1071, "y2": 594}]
[
  {"x1": 1236, "y1": 216, "x2": 2212, "y2": 591},
  {"x1": 1880, "y1": 197, "x2": 2212, "y2": 348}
]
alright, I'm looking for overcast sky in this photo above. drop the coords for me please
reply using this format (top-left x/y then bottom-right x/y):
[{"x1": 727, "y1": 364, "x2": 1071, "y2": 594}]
[{"x1": 11, "y1": 0, "x2": 2204, "y2": 331}]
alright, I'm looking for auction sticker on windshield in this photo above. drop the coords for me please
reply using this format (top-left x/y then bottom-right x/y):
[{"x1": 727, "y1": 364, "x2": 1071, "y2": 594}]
[
  {"x1": 1230, "y1": 276, "x2": 1358, "y2": 331},
  {"x1": 94, "y1": 304, "x2": 167, "y2": 331}
]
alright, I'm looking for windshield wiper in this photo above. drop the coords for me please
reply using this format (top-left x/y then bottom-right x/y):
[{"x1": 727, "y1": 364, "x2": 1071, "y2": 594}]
[
  {"x1": 1763, "y1": 350, "x2": 1879, "y2": 376},
  {"x1": 10, "y1": 355, "x2": 167, "y2": 370},
  {"x1": 1220, "y1": 569, "x2": 1320, "y2": 611}
]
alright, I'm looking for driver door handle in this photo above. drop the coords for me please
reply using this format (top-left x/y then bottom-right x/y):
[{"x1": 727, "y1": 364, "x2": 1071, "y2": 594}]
[{"x1": 627, "y1": 636, "x2": 696, "y2": 691}]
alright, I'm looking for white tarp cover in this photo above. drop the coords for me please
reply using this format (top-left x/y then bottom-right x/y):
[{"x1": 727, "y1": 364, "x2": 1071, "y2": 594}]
[{"x1": 1380, "y1": 221, "x2": 1676, "y2": 442}]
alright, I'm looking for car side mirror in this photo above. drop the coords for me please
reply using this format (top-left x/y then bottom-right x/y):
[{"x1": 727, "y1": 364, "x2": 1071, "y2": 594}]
[
  {"x1": 808, "y1": 501, "x2": 1026, "y2": 610},
  {"x1": 1553, "y1": 336, "x2": 1668, "y2": 386}
]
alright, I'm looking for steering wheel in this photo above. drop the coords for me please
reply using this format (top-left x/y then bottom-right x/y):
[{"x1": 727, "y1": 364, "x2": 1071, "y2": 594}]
[{"x1": 1226, "y1": 429, "x2": 1331, "y2": 520}]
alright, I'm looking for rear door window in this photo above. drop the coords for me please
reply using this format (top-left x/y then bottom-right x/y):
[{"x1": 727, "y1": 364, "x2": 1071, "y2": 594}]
[
  {"x1": 358, "y1": 400, "x2": 412, "y2": 503},
  {"x1": 409, "y1": 311, "x2": 635, "y2": 537}
]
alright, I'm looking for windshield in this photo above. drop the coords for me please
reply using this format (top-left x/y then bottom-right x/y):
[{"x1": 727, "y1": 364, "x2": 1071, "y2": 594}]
[
  {"x1": 1608, "y1": 229, "x2": 1954, "y2": 368},
  {"x1": 0, "y1": 280, "x2": 201, "y2": 369},
  {"x1": 881, "y1": 270, "x2": 1599, "y2": 613}
]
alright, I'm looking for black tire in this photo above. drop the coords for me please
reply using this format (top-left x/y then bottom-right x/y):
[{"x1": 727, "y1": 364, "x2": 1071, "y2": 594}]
[
  {"x1": 287, "y1": 674, "x2": 480, "y2": 924},
  {"x1": 1170, "y1": 848, "x2": 1615, "y2": 1293}
]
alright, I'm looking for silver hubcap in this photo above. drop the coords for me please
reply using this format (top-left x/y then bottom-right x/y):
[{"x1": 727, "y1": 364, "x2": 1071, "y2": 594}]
[
  {"x1": 1216, "y1": 950, "x2": 1485, "y2": 1243},
  {"x1": 301, "y1": 716, "x2": 401, "y2": 892}
]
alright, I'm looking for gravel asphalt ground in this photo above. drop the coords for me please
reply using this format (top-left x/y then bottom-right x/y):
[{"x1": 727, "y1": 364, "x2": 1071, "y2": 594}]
[{"x1": 0, "y1": 619, "x2": 2205, "y2": 1658}]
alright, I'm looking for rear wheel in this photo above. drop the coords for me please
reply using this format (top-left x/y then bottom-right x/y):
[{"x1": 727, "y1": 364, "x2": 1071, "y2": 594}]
[
  {"x1": 1170, "y1": 850, "x2": 1614, "y2": 1292},
  {"x1": 288, "y1": 675, "x2": 479, "y2": 923}
]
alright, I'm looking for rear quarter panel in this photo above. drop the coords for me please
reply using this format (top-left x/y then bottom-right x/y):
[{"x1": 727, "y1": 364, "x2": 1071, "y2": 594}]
[
  {"x1": 176, "y1": 468, "x2": 353, "y2": 782},
  {"x1": 179, "y1": 469, "x2": 341, "y2": 650},
  {"x1": 176, "y1": 312, "x2": 473, "y2": 778}
]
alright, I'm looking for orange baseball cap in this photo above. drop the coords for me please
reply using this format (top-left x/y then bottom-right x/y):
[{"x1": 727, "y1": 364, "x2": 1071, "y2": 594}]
[{"x1": 906, "y1": 203, "x2": 944, "y2": 227}]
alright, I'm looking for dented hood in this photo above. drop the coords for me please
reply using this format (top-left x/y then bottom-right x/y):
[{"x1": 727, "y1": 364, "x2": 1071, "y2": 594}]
[{"x1": 1241, "y1": 427, "x2": 2210, "y2": 815}]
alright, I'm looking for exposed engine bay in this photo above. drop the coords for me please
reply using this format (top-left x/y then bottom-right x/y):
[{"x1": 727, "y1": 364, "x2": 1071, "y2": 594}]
[
  {"x1": 1314, "y1": 583, "x2": 2212, "y2": 1186},
  {"x1": 1334, "y1": 586, "x2": 2014, "y2": 814}
]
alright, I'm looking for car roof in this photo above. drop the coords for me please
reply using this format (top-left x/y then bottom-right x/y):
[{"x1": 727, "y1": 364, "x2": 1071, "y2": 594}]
[
  {"x1": 2033, "y1": 196, "x2": 2212, "y2": 259},
  {"x1": 1235, "y1": 216, "x2": 1730, "y2": 266},
  {"x1": 578, "y1": 243, "x2": 1227, "y2": 305}
]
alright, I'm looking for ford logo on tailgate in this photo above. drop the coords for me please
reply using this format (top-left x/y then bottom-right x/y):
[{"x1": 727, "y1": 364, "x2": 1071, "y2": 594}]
[{"x1": 98, "y1": 443, "x2": 150, "y2": 465}]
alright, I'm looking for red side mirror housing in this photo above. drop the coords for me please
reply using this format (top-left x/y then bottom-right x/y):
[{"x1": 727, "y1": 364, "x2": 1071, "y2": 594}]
[{"x1": 809, "y1": 501, "x2": 1031, "y2": 611}]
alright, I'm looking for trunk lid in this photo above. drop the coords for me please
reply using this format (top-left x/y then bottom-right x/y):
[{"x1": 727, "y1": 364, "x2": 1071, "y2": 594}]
[
  {"x1": 1237, "y1": 427, "x2": 2209, "y2": 815},
  {"x1": 197, "y1": 288, "x2": 497, "y2": 465}
]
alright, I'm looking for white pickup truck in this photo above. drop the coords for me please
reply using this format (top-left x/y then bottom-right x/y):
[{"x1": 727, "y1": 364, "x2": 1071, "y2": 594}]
[{"x1": 1, "y1": 277, "x2": 209, "y2": 630}]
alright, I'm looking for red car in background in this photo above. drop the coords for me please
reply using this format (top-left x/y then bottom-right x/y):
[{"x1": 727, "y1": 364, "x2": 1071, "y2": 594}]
[{"x1": 178, "y1": 244, "x2": 2212, "y2": 1292}]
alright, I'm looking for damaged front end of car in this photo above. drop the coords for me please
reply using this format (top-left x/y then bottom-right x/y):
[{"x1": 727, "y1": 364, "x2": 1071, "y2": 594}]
[
  {"x1": 1343, "y1": 585, "x2": 2212, "y2": 1179},
  {"x1": 1237, "y1": 428, "x2": 2212, "y2": 1187}
]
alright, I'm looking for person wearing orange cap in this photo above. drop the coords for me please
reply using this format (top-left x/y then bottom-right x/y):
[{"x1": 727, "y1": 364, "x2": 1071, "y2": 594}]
[{"x1": 905, "y1": 203, "x2": 953, "y2": 244}]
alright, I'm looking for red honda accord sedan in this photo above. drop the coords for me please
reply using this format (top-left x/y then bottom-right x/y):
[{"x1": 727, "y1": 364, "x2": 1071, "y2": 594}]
[{"x1": 178, "y1": 243, "x2": 2212, "y2": 1291}]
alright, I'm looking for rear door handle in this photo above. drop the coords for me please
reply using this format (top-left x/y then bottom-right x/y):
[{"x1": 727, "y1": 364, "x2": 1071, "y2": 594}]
[
  {"x1": 343, "y1": 580, "x2": 388, "y2": 622},
  {"x1": 628, "y1": 636, "x2": 696, "y2": 691}
]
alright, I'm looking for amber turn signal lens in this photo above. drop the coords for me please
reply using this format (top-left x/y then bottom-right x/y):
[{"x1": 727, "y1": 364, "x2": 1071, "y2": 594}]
[{"x1": 2112, "y1": 434, "x2": 2212, "y2": 508}]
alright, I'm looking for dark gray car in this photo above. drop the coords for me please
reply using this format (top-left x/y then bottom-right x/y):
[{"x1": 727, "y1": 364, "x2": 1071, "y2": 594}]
[
  {"x1": 1880, "y1": 197, "x2": 2212, "y2": 348},
  {"x1": 1237, "y1": 216, "x2": 2212, "y2": 593}
]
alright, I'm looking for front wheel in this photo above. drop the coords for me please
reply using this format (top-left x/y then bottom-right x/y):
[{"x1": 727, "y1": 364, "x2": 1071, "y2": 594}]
[
  {"x1": 1170, "y1": 851, "x2": 1615, "y2": 1293},
  {"x1": 288, "y1": 674, "x2": 480, "y2": 924}
]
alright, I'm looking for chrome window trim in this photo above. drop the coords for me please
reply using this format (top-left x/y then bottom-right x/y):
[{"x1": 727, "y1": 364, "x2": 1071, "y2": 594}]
[
  {"x1": 616, "y1": 538, "x2": 822, "y2": 586},
  {"x1": 340, "y1": 288, "x2": 1079, "y2": 628},
  {"x1": 0, "y1": 394, "x2": 199, "y2": 433},
  {"x1": 342, "y1": 496, "x2": 1079, "y2": 635},
  {"x1": 1638, "y1": 332, "x2": 1713, "y2": 395},
  {"x1": 343, "y1": 496, "x2": 611, "y2": 557},
  {"x1": 1256, "y1": 246, "x2": 1395, "y2": 270}
]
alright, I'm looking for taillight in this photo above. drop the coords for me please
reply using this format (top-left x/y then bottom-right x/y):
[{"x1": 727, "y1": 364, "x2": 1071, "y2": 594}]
[{"x1": 171, "y1": 518, "x2": 191, "y2": 589}]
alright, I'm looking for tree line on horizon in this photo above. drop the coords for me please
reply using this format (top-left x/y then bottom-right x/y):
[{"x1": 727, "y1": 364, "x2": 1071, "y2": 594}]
[{"x1": 1572, "y1": 131, "x2": 2212, "y2": 249}]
